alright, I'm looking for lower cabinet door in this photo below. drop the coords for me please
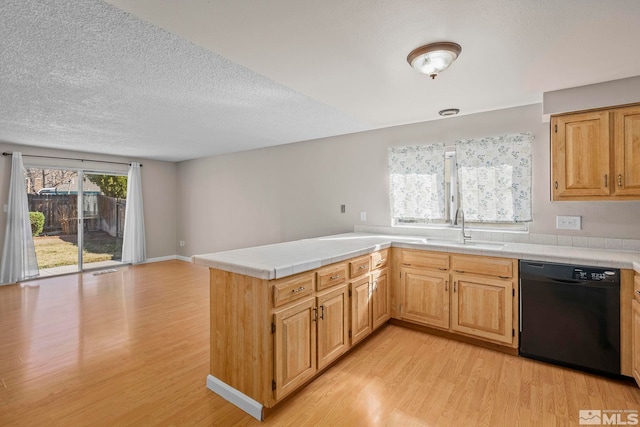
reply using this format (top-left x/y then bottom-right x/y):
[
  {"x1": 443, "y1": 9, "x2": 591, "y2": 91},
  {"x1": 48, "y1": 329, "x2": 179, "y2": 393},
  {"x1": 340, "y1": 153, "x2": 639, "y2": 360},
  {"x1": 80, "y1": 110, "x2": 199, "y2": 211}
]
[
  {"x1": 317, "y1": 285, "x2": 349, "y2": 369},
  {"x1": 351, "y1": 276, "x2": 373, "y2": 345},
  {"x1": 273, "y1": 297, "x2": 317, "y2": 401},
  {"x1": 400, "y1": 268, "x2": 449, "y2": 329},
  {"x1": 372, "y1": 268, "x2": 390, "y2": 330},
  {"x1": 633, "y1": 299, "x2": 640, "y2": 386},
  {"x1": 450, "y1": 273, "x2": 513, "y2": 344}
]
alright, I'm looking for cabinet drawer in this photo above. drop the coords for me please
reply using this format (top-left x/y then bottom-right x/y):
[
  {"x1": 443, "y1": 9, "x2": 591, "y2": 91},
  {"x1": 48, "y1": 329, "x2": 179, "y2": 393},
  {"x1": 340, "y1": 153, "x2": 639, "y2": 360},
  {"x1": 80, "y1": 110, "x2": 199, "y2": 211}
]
[
  {"x1": 350, "y1": 255, "x2": 371, "y2": 278},
  {"x1": 401, "y1": 250, "x2": 449, "y2": 271},
  {"x1": 371, "y1": 249, "x2": 389, "y2": 271},
  {"x1": 451, "y1": 254, "x2": 513, "y2": 278},
  {"x1": 272, "y1": 272, "x2": 315, "y2": 308},
  {"x1": 316, "y1": 263, "x2": 348, "y2": 291},
  {"x1": 635, "y1": 274, "x2": 640, "y2": 302}
]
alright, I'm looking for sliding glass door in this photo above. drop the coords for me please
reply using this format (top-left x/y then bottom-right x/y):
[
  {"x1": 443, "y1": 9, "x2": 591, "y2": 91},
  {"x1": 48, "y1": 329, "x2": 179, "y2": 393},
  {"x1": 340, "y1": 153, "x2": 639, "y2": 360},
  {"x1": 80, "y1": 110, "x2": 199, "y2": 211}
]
[
  {"x1": 81, "y1": 172, "x2": 126, "y2": 271},
  {"x1": 25, "y1": 167, "x2": 127, "y2": 276}
]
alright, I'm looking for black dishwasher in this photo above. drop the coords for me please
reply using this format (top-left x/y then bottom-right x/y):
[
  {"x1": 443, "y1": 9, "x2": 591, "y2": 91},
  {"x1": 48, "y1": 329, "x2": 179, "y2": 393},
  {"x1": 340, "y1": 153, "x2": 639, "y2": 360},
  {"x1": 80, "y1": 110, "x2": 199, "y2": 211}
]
[{"x1": 519, "y1": 260, "x2": 620, "y2": 376}]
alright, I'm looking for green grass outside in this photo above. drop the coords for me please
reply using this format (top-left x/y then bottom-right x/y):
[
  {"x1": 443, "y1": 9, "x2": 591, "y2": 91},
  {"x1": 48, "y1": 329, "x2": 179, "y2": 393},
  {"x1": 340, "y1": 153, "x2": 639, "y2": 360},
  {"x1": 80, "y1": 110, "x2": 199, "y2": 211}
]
[{"x1": 34, "y1": 233, "x2": 122, "y2": 269}]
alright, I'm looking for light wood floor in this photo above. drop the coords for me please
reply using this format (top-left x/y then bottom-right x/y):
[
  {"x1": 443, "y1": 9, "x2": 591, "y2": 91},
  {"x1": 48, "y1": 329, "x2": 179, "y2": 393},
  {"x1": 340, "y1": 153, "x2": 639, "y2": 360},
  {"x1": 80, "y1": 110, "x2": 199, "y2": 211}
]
[{"x1": 0, "y1": 260, "x2": 638, "y2": 426}]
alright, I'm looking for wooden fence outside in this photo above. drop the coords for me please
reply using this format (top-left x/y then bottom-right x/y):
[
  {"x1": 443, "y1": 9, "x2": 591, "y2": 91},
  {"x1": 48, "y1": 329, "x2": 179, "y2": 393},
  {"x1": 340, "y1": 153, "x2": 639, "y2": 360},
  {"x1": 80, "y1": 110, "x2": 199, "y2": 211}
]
[{"x1": 28, "y1": 194, "x2": 126, "y2": 237}]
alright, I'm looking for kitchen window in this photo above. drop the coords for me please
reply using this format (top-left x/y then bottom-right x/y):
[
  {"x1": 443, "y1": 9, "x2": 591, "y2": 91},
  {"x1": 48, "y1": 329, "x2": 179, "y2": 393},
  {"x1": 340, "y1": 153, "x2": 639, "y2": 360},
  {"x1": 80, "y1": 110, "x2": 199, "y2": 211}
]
[{"x1": 389, "y1": 133, "x2": 532, "y2": 231}]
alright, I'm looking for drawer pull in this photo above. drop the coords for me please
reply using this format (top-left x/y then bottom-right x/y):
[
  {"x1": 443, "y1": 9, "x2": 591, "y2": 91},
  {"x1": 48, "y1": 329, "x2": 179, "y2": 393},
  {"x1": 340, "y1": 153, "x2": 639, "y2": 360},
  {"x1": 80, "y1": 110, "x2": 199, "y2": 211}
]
[
  {"x1": 499, "y1": 276, "x2": 509, "y2": 279},
  {"x1": 376, "y1": 259, "x2": 385, "y2": 266},
  {"x1": 636, "y1": 290, "x2": 640, "y2": 295},
  {"x1": 329, "y1": 274, "x2": 342, "y2": 280},
  {"x1": 313, "y1": 307, "x2": 317, "y2": 322},
  {"x1": 445, "y1": 281, "x2": 448, "y2": 291},
  {"x1": 453, "y1": 281, "x2": 457, "y2": 292},
  {"x1": 604, "y1": 174, "x2": 608, "y2": 188},
  {"x1": 402, "y1": 263, "x2": 411, "y2": 267},
  {"x1": 319, "y1": 305, "x2": 325, "y2": 319},
  {"x1": 439, "y1": 267, "x2": 447, "y2": 271},
  {"x1": 358, "y1": 265, "x2": 367, "y2": 270},
  {"x1": 618, "y1": 174, "x2": 623, "y2": 187},
  {"x1": 291, "y1": 286, "x2": 305, "y2": 293}
]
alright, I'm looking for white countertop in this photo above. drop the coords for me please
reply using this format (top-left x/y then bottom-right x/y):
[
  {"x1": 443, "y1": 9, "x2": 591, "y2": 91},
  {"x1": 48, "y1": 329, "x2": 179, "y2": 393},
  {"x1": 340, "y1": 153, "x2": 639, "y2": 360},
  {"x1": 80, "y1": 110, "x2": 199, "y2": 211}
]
[{"x1": 192, "y1": 232, "x2": 640, "y2": 280}]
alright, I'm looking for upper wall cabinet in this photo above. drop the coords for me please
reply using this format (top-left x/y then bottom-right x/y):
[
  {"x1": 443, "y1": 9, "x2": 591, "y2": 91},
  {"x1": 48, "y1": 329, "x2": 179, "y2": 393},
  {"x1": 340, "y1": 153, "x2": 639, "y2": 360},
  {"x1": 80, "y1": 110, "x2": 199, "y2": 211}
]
[{"x1": 551, "y1": 104, "x2": 640, "y2": 201}]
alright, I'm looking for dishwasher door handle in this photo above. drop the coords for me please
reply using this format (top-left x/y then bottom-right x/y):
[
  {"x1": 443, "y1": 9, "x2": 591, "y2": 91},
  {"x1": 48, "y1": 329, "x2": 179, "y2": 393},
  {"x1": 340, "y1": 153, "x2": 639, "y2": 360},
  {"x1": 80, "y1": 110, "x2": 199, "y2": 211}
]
[{"x1": 549, "y1": 278, "x2": 586, "y2": 285}]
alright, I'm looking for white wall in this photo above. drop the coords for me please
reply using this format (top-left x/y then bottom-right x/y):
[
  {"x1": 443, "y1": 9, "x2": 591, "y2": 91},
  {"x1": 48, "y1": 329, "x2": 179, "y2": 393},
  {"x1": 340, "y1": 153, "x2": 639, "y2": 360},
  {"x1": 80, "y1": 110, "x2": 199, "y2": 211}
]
[
  {"x1": 0, "y1": 143, "x2": 178, "y2": 261},
  {"x1": 176, "y1": 103, "x2": 640, "y2": 257}
]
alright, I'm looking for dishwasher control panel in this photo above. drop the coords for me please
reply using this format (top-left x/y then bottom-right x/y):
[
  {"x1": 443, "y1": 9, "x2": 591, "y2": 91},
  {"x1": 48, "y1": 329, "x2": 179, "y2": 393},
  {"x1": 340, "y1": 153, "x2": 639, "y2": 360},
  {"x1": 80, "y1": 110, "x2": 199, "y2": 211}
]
[{"x1": 573, "y1": 268, "x2": 617, "y2": 282}]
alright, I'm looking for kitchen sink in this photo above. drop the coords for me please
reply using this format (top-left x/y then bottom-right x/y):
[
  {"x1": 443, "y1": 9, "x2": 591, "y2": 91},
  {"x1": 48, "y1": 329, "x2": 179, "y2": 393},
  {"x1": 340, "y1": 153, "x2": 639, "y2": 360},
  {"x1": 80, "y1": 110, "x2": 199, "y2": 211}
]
[
  {"x1": 404, "y1": 238, "x2": 505, "y2": 250},
  {"x1": 459, "y1": 241, "x2": 505, "y2": 249}
]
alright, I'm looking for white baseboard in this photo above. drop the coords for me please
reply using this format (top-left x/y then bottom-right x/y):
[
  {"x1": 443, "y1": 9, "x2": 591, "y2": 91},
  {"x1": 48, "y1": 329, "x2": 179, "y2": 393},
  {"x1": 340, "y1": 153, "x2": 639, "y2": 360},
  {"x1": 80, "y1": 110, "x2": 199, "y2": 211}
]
[
  {"x1": 206, "y1": 375, "x2": 263, "y2": 421},
  {"x1": 143, "y1": 255, "x2": 192, "y2": 264}
]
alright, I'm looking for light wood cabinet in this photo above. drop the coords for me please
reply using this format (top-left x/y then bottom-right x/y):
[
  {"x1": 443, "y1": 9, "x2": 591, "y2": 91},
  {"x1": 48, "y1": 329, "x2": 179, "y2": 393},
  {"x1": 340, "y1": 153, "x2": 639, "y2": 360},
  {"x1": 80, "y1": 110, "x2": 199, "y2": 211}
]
[
  {"x1": 272, "y1": 272, "x2": 315, "y2": 307},
  {"x1": 273, "y1": 297, "x2": 317, "y2": 400},
  {"x1": 450, "y1": 254, "x2": 517, "y2": 345},
  {"x1": 393, "y1": 249, "x2": 518, "y2": 348},
  {"x1": 632, "y1": 274, "x2": 640, "y2": 386},
  {"x1": 316, "y1": 285, "x2": 349, "y2": 370},
  {"x1": 450, "y1": 272, "x2": 513, "y2": 344},
  {"x1": 316, "y1": 263, "x2": 348, "y2": 291},
  {"x1": 371, "y1": 268, "x2": 390, "y2": 330},
  {"x1": 350, "y1": 275, "x2": 373, "y2": 345},
  {"x1": 350, "y1": 255, "x2": 371, "y2": 278},
  {"x1": 399, "y1": 267, "x2": 449, "y2": 329},
  {"x1": 551, "y1": 104, "x2": 640, "y2": 200},
  {"x1": 349, "y1": 250, "x2": 390, "y2": 345},
  {"x1": 274, "y1": 274, "x2": 350, "y2": 400},
  {"x1": 614, "y1": 106, "x2": 640, "y2": 197},
  {"x1": 633, "y1": 300, "x2": 640, "y2": 386}
]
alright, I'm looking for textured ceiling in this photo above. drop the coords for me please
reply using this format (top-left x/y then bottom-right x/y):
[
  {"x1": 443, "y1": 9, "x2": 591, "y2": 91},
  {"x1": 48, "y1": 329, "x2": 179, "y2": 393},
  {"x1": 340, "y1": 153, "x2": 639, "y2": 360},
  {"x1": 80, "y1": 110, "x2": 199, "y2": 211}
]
[{"x1": 2, "y1": 0, "x2": 640, "y2": 162}]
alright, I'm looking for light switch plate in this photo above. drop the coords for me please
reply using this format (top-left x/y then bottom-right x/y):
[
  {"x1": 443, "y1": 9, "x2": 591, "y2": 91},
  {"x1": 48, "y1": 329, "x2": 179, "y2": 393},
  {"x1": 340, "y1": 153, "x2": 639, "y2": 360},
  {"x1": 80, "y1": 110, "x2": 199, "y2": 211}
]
[{"x1": 556, "y1": 215, "x2": 581, "y2": 230}]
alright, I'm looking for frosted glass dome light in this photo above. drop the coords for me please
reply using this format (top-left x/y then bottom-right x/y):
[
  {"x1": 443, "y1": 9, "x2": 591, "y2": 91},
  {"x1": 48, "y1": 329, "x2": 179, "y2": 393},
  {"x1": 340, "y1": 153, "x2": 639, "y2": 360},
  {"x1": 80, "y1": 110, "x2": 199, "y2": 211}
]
[{"x1": 407, "y1": 42, "x2": 462, "y2": 79}]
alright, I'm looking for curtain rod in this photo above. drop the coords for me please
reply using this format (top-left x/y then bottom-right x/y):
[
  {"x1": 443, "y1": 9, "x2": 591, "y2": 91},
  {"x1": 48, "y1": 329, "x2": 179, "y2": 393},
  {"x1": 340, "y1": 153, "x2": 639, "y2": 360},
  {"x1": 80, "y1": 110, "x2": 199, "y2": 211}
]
[{"x1": 2, "y1": 152, "x2": 142, "y2": 167}]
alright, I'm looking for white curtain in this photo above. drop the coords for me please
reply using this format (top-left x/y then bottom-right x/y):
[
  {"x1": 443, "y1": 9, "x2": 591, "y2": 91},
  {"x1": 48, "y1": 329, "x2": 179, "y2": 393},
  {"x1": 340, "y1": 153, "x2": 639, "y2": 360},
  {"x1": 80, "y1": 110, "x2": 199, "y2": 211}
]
[
  {"x1": 388, "y1": 143, "x2": 446, "y2": 221},
  {"x1": 1, "y1": 152, "x2": 39, "y2": 284},
  {"x1": 122, "y1": 162, "x2": 146, "y2": 264},
  {"x1": 455, "y1": 133, "x2": 532, "y2": 222}
]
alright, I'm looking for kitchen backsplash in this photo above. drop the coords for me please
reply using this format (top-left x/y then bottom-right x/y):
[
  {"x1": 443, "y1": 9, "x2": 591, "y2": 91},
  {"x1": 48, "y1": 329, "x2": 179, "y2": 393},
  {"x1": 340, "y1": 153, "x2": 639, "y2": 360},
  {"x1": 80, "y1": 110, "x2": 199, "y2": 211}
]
[{"x1": 354, "y1": 225, "x2": 640, "y2": 252}]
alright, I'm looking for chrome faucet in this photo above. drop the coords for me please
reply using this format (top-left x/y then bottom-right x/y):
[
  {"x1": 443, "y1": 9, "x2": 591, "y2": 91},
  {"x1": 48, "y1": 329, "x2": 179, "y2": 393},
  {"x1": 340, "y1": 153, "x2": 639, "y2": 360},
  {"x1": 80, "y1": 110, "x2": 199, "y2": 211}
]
[{"x1": 453, "y1": 208, "x2": 472, "y2": 243}]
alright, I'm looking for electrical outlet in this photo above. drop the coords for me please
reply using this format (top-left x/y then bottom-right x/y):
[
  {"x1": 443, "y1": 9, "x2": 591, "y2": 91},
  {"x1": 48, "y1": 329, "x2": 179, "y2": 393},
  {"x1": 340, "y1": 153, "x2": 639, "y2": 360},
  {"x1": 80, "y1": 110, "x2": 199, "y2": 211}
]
[
  {"x1": 179, "y1": 240, "x2": 185, "y2": 247},
  {"x1": 556, "y1": 215, "x2": 581, "y2": 230},
  {"x1": 360, "y1": 212, "x2": 367, "y2": 221}
]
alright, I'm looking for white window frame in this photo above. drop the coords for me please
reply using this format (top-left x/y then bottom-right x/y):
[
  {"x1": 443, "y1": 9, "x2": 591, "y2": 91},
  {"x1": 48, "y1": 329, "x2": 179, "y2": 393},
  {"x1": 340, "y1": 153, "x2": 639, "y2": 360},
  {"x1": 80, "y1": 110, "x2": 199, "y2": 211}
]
[{"x1": 392, "y1": 150, "x2": 529, "y2": 233}]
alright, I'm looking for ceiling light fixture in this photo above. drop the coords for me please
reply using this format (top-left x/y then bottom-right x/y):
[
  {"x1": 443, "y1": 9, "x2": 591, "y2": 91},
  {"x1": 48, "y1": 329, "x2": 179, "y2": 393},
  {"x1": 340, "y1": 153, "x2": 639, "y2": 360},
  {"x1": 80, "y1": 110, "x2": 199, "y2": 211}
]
[
  {"x1": 439, "y1": 108, "x2": 460, "y2": 117},
  {"x1": 407, "y1": 42, "x2": 462, "y2": 79}
]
